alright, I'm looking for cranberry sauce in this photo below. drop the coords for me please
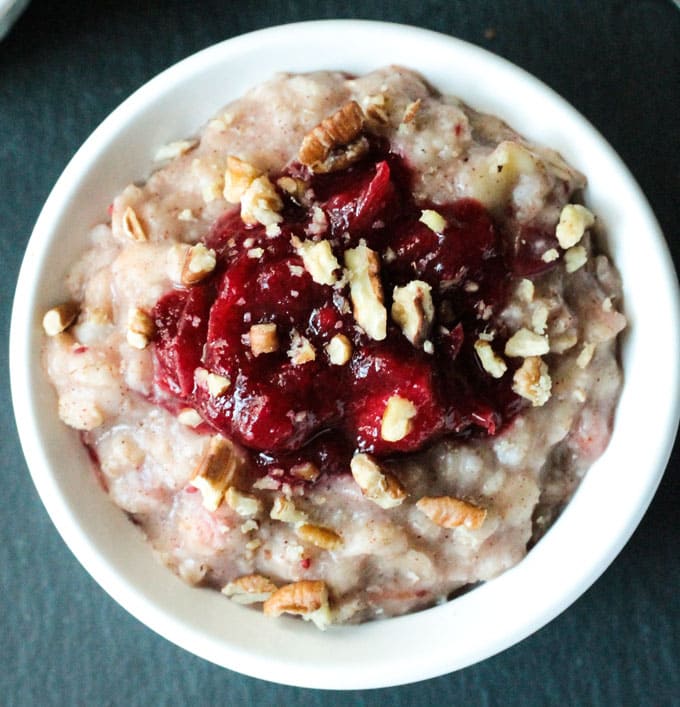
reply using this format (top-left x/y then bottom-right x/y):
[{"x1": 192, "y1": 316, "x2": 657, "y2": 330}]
[{"x1": 151, "y1": 147, "x2": 531, "y2": 482}]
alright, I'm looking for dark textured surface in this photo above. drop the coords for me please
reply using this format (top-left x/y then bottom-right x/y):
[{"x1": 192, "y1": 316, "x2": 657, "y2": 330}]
[{"x1": 1, "y1": 1, "x2": 679, "y2": 705}]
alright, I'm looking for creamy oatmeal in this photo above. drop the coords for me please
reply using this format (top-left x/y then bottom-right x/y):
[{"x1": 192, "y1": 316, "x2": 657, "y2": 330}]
[{"x1": 42, "y1": 67, "x2": 626, "y2": 627}]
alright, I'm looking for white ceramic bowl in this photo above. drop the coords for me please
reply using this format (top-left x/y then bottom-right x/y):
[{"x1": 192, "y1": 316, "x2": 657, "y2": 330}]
[{"x1": 11, "y1": 20, "x2": 680, "y2": 689}]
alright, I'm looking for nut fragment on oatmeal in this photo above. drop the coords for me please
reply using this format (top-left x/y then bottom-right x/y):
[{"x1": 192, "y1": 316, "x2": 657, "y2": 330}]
[
  {"x1": 391, "y1": 280, "x2": 434, "y2": 347},
  {"x1": 292, "y1": 237, "x2": 340, "y2": 286},
  {"x1": 225, "y1": 487, "x2": 262, "y2": 517},
  {"x1": 289, "y1": 461, "x2": 320, "y2": 482},
  {"x1": 565, "y1": 245, "x2": 587, "y2": 273},
  {"x1": 263, "y1": 580, "x2": 332, "y2": 629},
  {"x1": 419, "y1": 209, "x2": 446, "y2": 233},
  {"x1": 381, "y1": 395, "x2": 417, "y2": 442},
  {"x1": 350, "y1": 453, "x2": 407, "y2": 509},
  {"x1": 121, "y1": 206, "x2": 147, "y2": 242},
  {"x1": 297, "y1": 523, "x2": 343, "y2": 550},
  {"x1": 512, "y1": 356, "x2": 552, "y2": 406},
  {"x1": 222, "y1": 574, "x2": 278, "y2": 604},
  {"x1": 270, "y1": 496, "x2": 308, "y2": 525},
  {"x1": 556, "y1": 204, "x2": 595, "y2": 249},
  {"x1": 223, "y1": 155, "x2": 262, "y2": 204},
  {"x1": 402, "y1": 98, "x2": 422, "y2": 124},
  {"x1": 299, "y1": 100, "x2": 366, "y2": 173},
  {"x1": 240, "y1": 175, "x2": 283, "y2": 226},
  {"x1": 325, "y1": 333, "x2": 352, "y2": 365},
  {"x1": 474, "y1": 339, "x2": 508, "y2": 378},
  {"x1": 126, "y1": 307, "x2": 154, "y2": 349},
  {"x1": 204, "y1": 372, "x2": 231, "y2": 397},
  {"x1": 416, "y1": 496, "x2": 487, "y2": 530},
  {"x1": 181, "y1": 242, "x2": 217, "y2": 285},
  {"x1": 192, "y1": 436, "x2": 239, "y2": 511},
  {"x1": 249, "y1": 322, "x2": 279, "y2": 356},
  {"x1": 541, "y1": 248, "x2": 559, "y2": 263},
  {"x1": 504, "y1": 328, "x2": 550, "y2": 357},
  {"x1": 344, "y1": 242, "x2": 387, "y2": 341},
  {"x1": 154, "y1": 138, "x2": 198, "y2": 162},
  {"x1": 42, "y1": 302, "x2": 79, "y2": 336}
]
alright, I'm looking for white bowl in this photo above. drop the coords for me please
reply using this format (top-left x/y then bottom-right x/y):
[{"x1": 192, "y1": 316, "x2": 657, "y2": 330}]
[{"x1": 10, "y1": 20, "x2": 680, "y2": 689}]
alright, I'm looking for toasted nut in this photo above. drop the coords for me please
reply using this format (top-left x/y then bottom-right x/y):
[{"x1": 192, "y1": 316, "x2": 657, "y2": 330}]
[
  {"x1": 474, "y1": 339, "x2": 508, "y2": 378},
  {"x1": 416, "y1": 496, "x2": 487, "y2": 530},
  {"x1": 126, "y1": 307, "x2": 154, "y2": 349},
  {"x1": 363, "y1": 93, "x2": 390, "y2": 125},
  {"x1": 249, "y1": 323, "x2": 279, "y2": 356},
  {"x1": 277, "y1": 176, "x2": 310, "y2": 204},
  {"x1": 225, "y1": 487, "x2": 262, "y2": 517},
  {"x1": 350, "y1": 453, "x2": 407, "y2": 509},
  {"x1": 556, "y1": 204, "x2": 595, "y2": 249},
  {"x1": 391, "y1": 280, "x2": 434, "y2": 347},
  {"x1": 313, "y1": 137, "x2": 370, "y2": 174},
  {"x1": 381, "y1": 395, "x2": 417, "y2": 442},
  {"x1": 270, "y1": 496, "x2": 308, "y2": 525},
  {"x1": 299, "y1": 101, "x2": 366, "y2": 173},
  {"x1": 531, "y1": 302, "x2": 549, "y2": 335},
  {"x1": 541, "y1": 248, "x2": 559, "y2": 263},
  {"x1": 177, "y1": 408, "x2": 203, "y2": 427},
  {"x1": 325, "y1": 333, "x2": 352, "y2": 365},
  {"x1": 291, "y1": 237, "x2": 340, "y2": 286},
  {"x1": 402, "y1": 98, "x2": 422, "y2": 124},
  {"x1": 344, "y1": 242, "x2": 387, "y2": 341},
  {"x1": 181, "y1": 243, "x2": 217, "y2": 285},
  {"x1": 224, "y1": 156, "x2": 261, "y2": 204},
  {"x1": 42, "y1": 302, "x2": 79, "y2": 336},
  {"x1": 565, "y1": 245, "x2": 587, "y2": 273},
  {"x1": 222, "y1": 574, "x2": 278, "y2": 604},
  {"x1": 504, "y1": 328, "x2": 550, "y2": 357},
  {"x1": 290, "y1": 461, "x2": 320, "y2": 482},
  {"x1": 263, "y1": 580, "x2": 332, "y2": 629},
  {"x1": 297, "y1": 524, "x2": 343, "y2": 550},
  {"x1": 576, "y1": 342, "x2": 596, "y2": 369},
  {"x1": 287, "y1": 331, "x2": 316, "y2": 365},
  {"x1": 121, "y1": 206, "x2": 147, "y2": 242},
  {"x1": 512, "y1": 356, "x2": 552, "y2": 406},
  {"x1": 205, "y1": 372, "x2": 230, "y2": 397},
  {"x1": 240, "y1": 175, "x2": 283, "y2": 227},
  {"x1": 516, "y1": 279, "x2": 535, "y2": 303},
  {"x1": 192, "y1": 436, "x2": 238, "y2": 511},
  {"x1": 154, "y1": 139, "x2": 198, "y2": 162},
  {"x1": 419, "y1": 209, "x2": 447, "y2": 233}
]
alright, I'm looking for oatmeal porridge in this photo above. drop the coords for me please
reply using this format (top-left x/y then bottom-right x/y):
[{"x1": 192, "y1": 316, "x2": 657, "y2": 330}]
[{"x1": 42, "y1": 67, "x2": 626, "y2": 627}]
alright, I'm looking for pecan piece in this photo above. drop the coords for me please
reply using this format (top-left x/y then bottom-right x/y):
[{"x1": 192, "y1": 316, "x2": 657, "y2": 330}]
[
  {"x1": 344, "y1": 242, "x2": 387, "y2": 341},
  {"x1": 391, "y1": 280, "x2": 434, "y2": 347},
  {"x1": 416, "y1": 496, "x2": 487, "y2": 530},
  {"x1": 192, "y1": 436, "x2": 239, "y2": 511},
  {"x1": 296, "y1": 524, "x2": 343, "y2": 551},
  {"x1": 350, "y1": 453, "x2": 407, "y2": 509},
  {"x1": 263, "y1": 580, "x2": 332, "y2": 629},
  {"x1": 222, "y1": 574, "x2": 278, "y2": 604},
  {"x1": 181, "y1": 243, "x2": 217, "y2": 286},
  {"x1": 299, "y1": 101, "x2": 367, "y2": 173},
  {"x1": 42, "y1": 302, "x2": 79, "y2": 336}
]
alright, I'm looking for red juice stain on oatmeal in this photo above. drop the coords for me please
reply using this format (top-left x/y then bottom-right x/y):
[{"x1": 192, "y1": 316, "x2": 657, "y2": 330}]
[{"x1": 151, "y1": 145, "x2": 547, "y2": 482}]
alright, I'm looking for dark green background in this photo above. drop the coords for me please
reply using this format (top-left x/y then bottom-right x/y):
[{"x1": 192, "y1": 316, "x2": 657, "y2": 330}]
[{"x1": 2, "y1": 1, "x2": 678, "y2": 705}]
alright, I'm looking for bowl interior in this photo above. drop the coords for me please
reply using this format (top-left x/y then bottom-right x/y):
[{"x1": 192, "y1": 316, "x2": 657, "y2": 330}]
[{"x1": 10, "y1": 20, "x2": 680, "y2": 689}]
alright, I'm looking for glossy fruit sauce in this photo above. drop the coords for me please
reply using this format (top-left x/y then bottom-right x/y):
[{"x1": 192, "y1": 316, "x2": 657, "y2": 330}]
[{"x1": 151, "y1": 145, "x2": 535, "y2": 484}]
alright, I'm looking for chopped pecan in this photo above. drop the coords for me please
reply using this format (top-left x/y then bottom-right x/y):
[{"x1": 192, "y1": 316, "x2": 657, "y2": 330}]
[
  {"x1": 416, "y1": 496, "x2": 487, "y2": 530},
  {"x1": 126, "y1": 307, "x2": 154, "y2": 350},
  {"x1": 504, "y1": 328, "x2": 550, "y2": 357},
  {"x1": 296, "y1": 524, "x2": 343, "y2": 550},
  {"x1": 263, "y1": 580, "x2": 332, "y2": 629},
  {"x1": 381, "y1": 395, "x2": 417, "y2": 442},
  {"x1": 121, "y1": 206, "x2": 147, "y2": 242},
  {"x1": 512, "y1": 356, "x2": 552, "y2": 406},
  {"x1": 473, "y1": 339, "x2": 507, "y2": 379},
  {"x1": 192, "y1": 435, "x2": 238, "y2": 511},
  {"x1": 181, "y1": 243, "x2": 217, "y2": 285},
  {"x1": 391, "y1": 280, "x2": 434, "y2": 347},
  {"x1": 42, "y1": 302, "x2": 79, "y2": 336},
  {"x1": 299, "y1": 101, "x2": 367, "y2": 173},
  {"x1": 291, "y1": 236, "x2": 340, "y2": 286},
  {"x1": 222, "y1": 574, "x2": 278, "y2": 604},
  {"x1": 350, "y1": 453, "x2": 407, "y2": 509},
  {"x1": 325, "y1": 333, "x2": 352, "y2": 366},
  {"x1": 344, "y1": 242, "x2": 387, "y2": 341},
  {"x1": 249, "y1": 323, "x2": 279, "y2": 357}
]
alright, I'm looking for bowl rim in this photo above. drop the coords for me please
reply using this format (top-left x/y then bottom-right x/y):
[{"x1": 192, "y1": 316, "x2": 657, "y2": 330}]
[{"x1": 10, "y1": 19, "x2": 680, "y2": 689}]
